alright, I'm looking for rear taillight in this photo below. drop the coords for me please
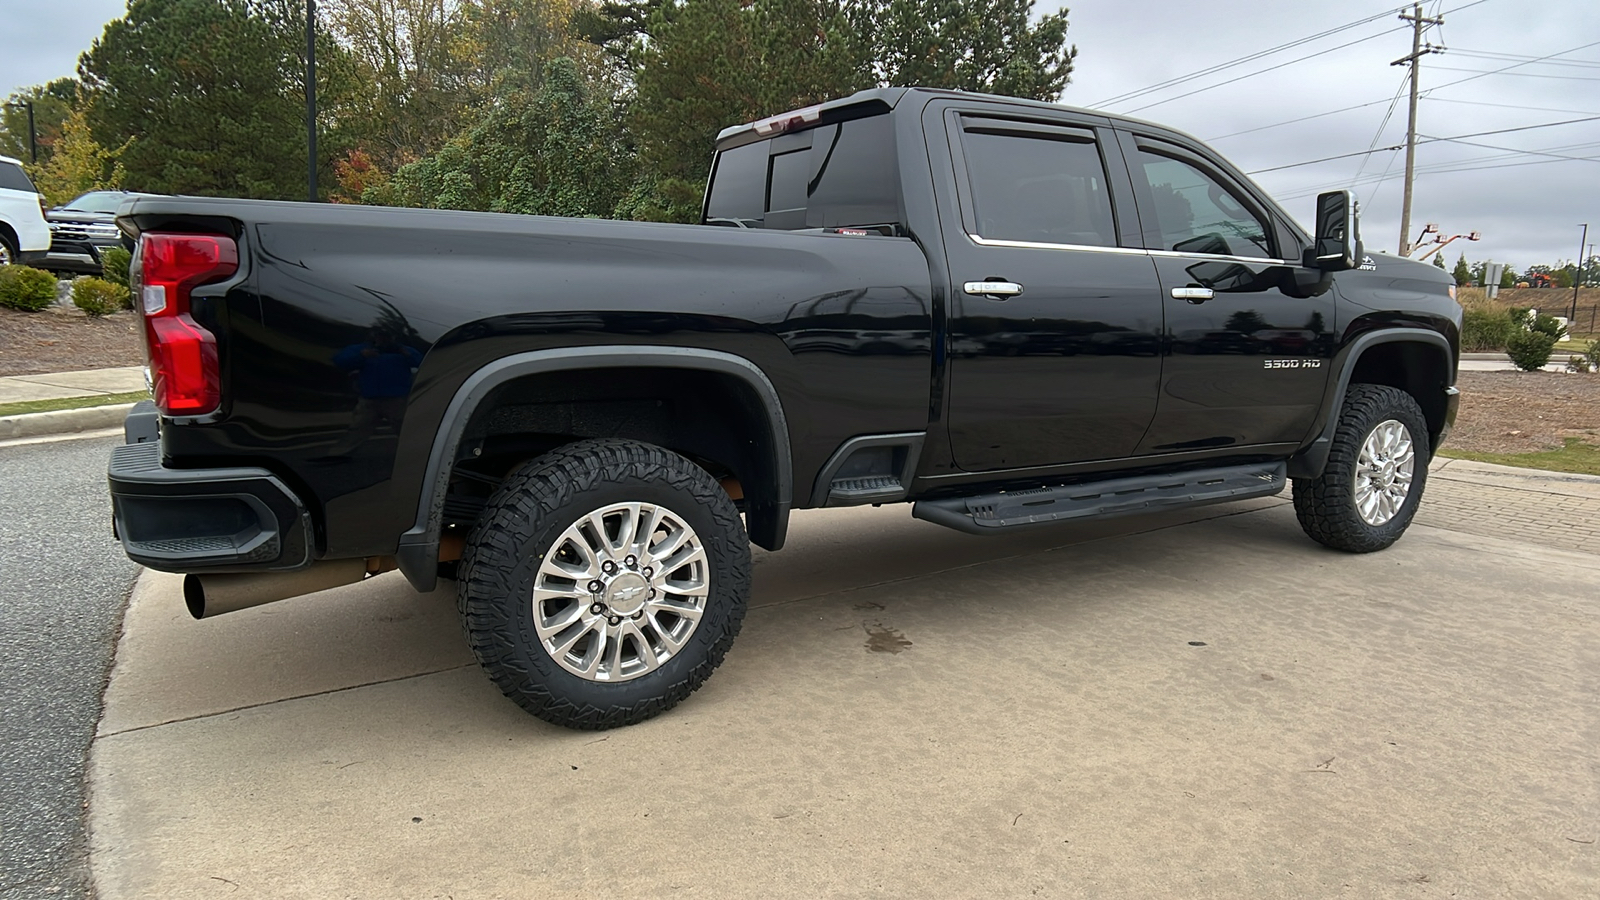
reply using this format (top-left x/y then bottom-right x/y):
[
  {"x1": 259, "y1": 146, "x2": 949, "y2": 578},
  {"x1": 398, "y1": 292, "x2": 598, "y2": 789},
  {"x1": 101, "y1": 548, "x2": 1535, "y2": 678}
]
[{"x1": 136, "y1": 233, "x2": 238, "y2": 416}]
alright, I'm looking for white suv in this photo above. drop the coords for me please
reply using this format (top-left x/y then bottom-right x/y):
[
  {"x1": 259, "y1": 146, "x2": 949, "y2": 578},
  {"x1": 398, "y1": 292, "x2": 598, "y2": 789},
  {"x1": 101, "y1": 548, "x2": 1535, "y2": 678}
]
[{"x1": 0, "y1": 155, "x2": 50, "y2": 266}]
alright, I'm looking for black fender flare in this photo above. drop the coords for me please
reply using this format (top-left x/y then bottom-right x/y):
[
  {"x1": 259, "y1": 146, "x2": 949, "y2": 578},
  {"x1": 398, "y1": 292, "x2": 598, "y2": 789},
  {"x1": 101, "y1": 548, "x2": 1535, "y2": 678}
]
[
  {"x1": 1287, "y1": 327, "x2": 1455, "y2": 480},
  {"x1": 395, "y1": 346, "x2": 792, "y2": 591}
]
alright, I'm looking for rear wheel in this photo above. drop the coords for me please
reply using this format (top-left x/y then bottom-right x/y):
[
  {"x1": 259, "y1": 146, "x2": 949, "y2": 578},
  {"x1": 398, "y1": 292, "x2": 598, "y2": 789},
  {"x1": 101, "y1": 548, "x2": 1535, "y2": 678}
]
[
  {"x1": 0, "y1": 232, "x2": 17, "y2": 266},
  {"x1": 458, "y1": 439, "x2": 749, "y2": 730},
  {"x1": 1293, "y1": 384, "x2": 1429, "y2": 553}
]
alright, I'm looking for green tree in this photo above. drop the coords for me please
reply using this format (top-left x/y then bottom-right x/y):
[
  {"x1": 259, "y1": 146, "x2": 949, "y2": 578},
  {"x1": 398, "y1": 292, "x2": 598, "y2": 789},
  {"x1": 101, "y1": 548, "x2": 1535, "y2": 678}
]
[
  {"x1": 626, "y1": 0, "x2": 1077, "y2": 221},
  {"x1": 366, "y1": 57, "x2": 630, "y2": 218},
  {"x1": 1432, "y1": 253, "x2": 1446, "y2": 270},
  {"x1": 80, "y1": 0, "x2": 354, "y2": 200},
  {"x1": 630, "y1": 0, "x2": 867, "y2": 196},
  {"x1": 1452, "y1": 253, "x2": 1472, "y2": 286},
  {"x1": 849, "y1": 0, "x2": 1075, "y2": 98},
  {"x1": 1499, "y1": 262, "x2": 1516, "y2": 289},
  {"x1": 0, "y1": 79, "x2": 77, "y2": 166},
  {"x1": 26, "y1": 103, "x2": 128, "y2": 207}
]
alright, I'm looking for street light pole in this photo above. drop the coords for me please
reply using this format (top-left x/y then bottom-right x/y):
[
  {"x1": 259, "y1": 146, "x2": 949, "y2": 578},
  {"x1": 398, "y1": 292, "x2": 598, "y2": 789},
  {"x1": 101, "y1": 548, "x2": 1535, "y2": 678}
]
[
  {"x1": 306, "y1": 0, "x2": 317, "y2": 202},
  {"x1": 6, "y1": 101, "x2": 37, "y2": 163},
  {"x1": 1572, "y1": 223, "x2": 1588, "y2": 323}
]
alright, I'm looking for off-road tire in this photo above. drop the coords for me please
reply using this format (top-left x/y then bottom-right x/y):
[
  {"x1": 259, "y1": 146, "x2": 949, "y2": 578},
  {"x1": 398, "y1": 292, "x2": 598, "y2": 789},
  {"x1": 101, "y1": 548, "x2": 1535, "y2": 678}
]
[
  {"x1": 458, "y1": 439, "x2": 749, "y2": 730},
  {"x1": 1293, "y1": 383, "x2": 1430, "y2": 553}
]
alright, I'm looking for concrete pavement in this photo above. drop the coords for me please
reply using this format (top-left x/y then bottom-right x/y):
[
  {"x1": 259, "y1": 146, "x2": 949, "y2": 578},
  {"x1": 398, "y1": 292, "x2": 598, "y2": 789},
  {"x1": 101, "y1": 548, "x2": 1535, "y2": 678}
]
[
  {"x1": 86, "y1": 460, "x2": 1600, "y2": 898},
  {"x1": 0, "y1": 367, "x2": 146, "y2": 404}
]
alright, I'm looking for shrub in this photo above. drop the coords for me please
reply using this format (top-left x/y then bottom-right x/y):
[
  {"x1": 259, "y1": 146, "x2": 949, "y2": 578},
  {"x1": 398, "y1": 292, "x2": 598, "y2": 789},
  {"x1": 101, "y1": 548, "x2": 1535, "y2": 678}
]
[
  {"x1": 0, "y1": 266, "x2": 60, "y2": 311},
  {"x1": 101, "y1": 246, "x2": 132, "y2": 289},
  {"x1": 1529, "y1": 312, "x2": 1568, "y2": 340},
  {"x1": 71, "y1": 276, "x2": 131, "y2": 317},
  {"x1": 1569, "y1": 355, "x2": 1593, "y2": 374},
  {"x1": 1586, "y1": 340, "x2": 1600, "y2": 369},
  {"x1": 1506, "y1": 329, "x2": 1557, "y2": 371},
  {"x1": 1460, "y1": 303, "x2": 1515, "y2": 351}
]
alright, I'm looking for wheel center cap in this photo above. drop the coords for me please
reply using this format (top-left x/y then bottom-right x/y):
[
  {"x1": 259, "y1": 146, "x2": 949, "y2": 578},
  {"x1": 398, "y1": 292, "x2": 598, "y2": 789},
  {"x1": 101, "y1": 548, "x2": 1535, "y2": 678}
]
[{"x1": 604, "y1": 572, "x2": 650, "y2": 616}]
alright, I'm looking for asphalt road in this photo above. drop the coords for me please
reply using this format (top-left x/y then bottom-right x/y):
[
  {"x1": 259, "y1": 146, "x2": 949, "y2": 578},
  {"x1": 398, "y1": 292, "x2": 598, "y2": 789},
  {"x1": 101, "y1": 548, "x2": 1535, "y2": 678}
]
[{"x1": 0, "y1": 433, "x2": 136, "y2": 899}]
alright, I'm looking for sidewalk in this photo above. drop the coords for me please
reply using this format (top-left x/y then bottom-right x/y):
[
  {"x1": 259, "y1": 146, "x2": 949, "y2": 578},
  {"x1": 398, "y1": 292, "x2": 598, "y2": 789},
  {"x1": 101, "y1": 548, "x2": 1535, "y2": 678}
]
[
  {"x1": 85, "y1": 459, "x2": 1600, "y2": 898},
  {"x1": 0, "y1": 366, "x2": 146, "y2": 404},
  {"x1": 0, "y1": 367, "x2": 145, "y2": 441}
]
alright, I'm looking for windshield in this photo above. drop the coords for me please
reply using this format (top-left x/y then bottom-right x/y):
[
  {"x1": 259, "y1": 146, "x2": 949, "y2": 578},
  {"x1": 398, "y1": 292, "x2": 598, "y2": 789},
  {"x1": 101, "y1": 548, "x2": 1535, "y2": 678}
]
[{"x1": 61, "y1": 192, "x2": 126, "y2": 213}]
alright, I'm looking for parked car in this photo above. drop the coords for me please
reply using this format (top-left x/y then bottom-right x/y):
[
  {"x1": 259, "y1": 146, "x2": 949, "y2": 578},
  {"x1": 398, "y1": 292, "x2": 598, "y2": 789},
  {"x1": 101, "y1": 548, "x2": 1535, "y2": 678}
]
[
  {"x1": 108, "y1": 87, "x2": 1460, "y2": 731},
  {"x1": 0, "y1": 154, "x2": 49, "y2": 266},
  {"x1": 41, "y1": 190, "x2": 154, "y2": 275}
]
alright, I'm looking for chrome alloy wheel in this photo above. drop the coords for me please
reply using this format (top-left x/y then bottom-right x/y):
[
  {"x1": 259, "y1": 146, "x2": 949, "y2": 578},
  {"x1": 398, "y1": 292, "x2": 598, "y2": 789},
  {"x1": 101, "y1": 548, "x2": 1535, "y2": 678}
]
[
  {"x1": 1354, "y1": 418, "x2": 1415, "y2": 526},
  {"x1": 532, "y1": 502, "x2": 709, "y2": 683}
]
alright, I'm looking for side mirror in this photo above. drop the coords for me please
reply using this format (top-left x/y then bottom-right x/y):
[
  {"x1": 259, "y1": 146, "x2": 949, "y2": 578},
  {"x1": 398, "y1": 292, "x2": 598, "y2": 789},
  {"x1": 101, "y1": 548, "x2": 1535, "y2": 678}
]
[{"x1": 1309, "y1": 189, "x2": 1362, "y2": 272}]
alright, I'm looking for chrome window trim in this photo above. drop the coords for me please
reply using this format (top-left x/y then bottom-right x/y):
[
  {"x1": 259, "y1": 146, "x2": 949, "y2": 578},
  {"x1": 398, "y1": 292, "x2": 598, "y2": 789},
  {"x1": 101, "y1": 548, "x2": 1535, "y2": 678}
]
[
  {"x1": 1147, "y1": 248, "x2": 1301, "y2": 266},
  {"x1": 969, "y1": 234, "x2": 1299, "y2": 267},
  {"x1": 969, "y1": 234, "x2": 1149, "y2": 255}
]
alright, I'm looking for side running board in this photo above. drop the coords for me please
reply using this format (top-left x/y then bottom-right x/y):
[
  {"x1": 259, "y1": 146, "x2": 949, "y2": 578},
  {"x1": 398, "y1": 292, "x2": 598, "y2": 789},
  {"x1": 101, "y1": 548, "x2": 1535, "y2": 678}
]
[{"x1": 912, "y1": 462, "x2": 1286, "y2": 535}]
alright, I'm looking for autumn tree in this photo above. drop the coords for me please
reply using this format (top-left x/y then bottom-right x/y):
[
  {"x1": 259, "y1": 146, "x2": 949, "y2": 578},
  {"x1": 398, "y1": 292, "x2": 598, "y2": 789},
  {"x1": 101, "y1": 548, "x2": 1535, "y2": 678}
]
[{"x1": 27, "y1": 104, "x2": 128, "y2": 206}]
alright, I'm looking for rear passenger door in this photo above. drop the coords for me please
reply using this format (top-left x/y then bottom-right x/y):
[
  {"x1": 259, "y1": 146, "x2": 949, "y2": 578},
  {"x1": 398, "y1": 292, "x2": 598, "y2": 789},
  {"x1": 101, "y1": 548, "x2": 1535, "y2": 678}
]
[{"x1": 933, "y1": 105, "x2": 1164, "y2": 471}]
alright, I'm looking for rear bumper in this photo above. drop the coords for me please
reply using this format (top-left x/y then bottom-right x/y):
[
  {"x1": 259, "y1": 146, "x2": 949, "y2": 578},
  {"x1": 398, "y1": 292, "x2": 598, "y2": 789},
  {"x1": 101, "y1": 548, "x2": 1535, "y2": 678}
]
[{"x1": 109, "y1": 403, "x2": 314, "y2": 573}]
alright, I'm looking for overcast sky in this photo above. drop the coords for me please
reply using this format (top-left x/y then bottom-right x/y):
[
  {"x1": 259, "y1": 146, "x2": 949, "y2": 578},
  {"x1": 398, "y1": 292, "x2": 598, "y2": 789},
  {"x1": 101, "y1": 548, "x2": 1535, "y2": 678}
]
[{"x1": 3, "y1": 0, "x2": 1596, "y2": 269}]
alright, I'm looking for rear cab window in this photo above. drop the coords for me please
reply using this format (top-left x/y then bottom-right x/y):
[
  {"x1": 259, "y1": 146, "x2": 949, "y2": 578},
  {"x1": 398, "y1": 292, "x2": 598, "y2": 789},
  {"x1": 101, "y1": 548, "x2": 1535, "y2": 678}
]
[{"x1": 704, "y1": 113, "x2": 901, "y2": 232}]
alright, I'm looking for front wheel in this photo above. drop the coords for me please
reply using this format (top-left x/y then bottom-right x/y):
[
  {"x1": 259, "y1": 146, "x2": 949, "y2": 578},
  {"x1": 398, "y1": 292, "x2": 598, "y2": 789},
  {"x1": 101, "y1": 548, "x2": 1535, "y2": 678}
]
[
  {"x1": 458, "y1": 439, "x2": 750, "y2": 730},
  {"x1": 1293, "y1": 384, "x2": 1430, "y2": 553}
]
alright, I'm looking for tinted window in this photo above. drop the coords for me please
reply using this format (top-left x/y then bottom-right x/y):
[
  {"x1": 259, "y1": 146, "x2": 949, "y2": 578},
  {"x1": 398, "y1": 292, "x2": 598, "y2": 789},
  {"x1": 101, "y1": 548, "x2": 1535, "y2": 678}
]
[
  {"x1": 0, "y1": 161, "x2": 37, "y2": 193},
  {"x1": 703, "y1": 114, "x2": 899, "y2": 230},
  {"x1": 1136, "y1": 149, "x2": 1271, "y2": 259},
  {"x1": 960, "y1": 130, "x2": 1116, "y2": 247}
]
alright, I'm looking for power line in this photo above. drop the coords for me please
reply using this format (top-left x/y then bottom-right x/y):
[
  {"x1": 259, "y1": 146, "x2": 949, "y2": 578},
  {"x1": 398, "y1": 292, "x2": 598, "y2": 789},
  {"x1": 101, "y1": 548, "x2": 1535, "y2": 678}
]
[
  {"x1": 1349, "y1": 71, "x2": 1413, "y2": 186},
  {"x1": 1420, "y1": 134, "x2": 1600, "y2": 163},
  {"x1": 1206, "y1": 98, "x2": 1397, "y2": 142},
  {"x1": 1424, "y1": 97, "x2": 1600, "y2": 116},
  {"x1": 1444, "y1": 48, "x2": 1600, "y2": 68},
  {"x1": 1419, "y1": 39, "x2": 1600, "y2": 94},
  {"x1": 1246, "y1": 114, "x2": 1600, "y2": 174},
  {"x1": 1091, "y1": 4, "x2": 1409, "y2": 108},
  {"x1": 1430, "y1": 66, "x2": 1600, "y2": 81},
  {"x1": 1123, "y1": 25, "x2": 1410, "y2": 115}
]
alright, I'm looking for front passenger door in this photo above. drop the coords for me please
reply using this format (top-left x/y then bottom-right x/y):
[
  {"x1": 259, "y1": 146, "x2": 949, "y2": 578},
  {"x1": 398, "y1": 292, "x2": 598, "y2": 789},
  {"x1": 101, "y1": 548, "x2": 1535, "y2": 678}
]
[{"x1": 1124, "y1": 135, "x2": 1335, "y2": 454}]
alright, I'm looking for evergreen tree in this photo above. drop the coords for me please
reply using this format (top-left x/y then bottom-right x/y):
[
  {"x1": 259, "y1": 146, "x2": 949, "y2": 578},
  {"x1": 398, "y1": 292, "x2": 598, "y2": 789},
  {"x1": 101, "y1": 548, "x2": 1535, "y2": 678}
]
[
  {"x1": 80, "y1": 0, "x2": 353, "y2": 199},
  {"x1": 366, "y1": 58, "x2": 630, "y2": 218},
  {"x1": 1452, "y1": 253, "x2": 1472, "y2": 286},
  {"x1": 1432, "y1": 253, "x2": 1446, "y2": 270}
]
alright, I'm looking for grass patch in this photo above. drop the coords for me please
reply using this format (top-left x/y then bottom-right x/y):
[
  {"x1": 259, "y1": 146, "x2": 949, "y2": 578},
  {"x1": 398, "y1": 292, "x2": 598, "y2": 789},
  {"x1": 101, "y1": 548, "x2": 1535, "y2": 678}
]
[
  {"x1": 1438, "y1": 438, "x2": 1600, "y2": 477},
  {"x1": 0, "y1": 390, "x2": 149, "y2": 418}
]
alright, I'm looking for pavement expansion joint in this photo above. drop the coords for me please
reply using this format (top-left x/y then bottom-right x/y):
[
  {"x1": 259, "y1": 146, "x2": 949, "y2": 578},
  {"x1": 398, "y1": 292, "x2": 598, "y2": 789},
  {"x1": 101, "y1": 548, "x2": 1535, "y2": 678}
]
[{"x1": 95, "y1": 663, "x2": 478, "y2": 739}]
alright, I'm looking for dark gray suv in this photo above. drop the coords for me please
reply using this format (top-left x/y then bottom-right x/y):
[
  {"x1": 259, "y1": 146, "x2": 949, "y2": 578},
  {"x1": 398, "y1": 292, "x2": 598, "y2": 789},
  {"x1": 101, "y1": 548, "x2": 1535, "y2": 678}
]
[{"x1": 42, "y1": 190, "x2": 154, "y2": 275}]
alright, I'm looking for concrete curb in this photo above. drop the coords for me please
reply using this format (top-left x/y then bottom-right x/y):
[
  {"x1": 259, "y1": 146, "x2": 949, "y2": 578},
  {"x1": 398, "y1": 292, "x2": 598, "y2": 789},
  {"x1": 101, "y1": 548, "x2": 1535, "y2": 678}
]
[{"x1": 0, "y1": 403, "x2": 133, "y2": 441}]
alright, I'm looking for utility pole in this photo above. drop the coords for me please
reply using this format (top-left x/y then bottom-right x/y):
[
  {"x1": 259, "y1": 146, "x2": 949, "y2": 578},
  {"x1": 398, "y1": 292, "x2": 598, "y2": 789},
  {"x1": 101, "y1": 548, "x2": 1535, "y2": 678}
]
[
  {"x1": 5, "y1": 101, "x2": 37, "y2": 163},
  {"x1": 1572, "y1": 223, "x2": 1587, "y2": 323},
  {"x1": 1393, "y1": 3, "x2": 1443, "y2": 256},
  {"x1": 306, "y1": 0, "x2": 317, "y2": 202}
]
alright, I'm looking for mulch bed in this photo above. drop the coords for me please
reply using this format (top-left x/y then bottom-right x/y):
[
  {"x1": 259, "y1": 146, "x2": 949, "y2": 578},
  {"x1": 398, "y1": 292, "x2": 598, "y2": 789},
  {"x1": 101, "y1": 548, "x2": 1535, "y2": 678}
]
[
  {"x1": 0, "y1": 306, "x2": 146, "y2": 376},
  {"x1": 1450, "y1": 370, "x2": 1600, "y2": 454}
]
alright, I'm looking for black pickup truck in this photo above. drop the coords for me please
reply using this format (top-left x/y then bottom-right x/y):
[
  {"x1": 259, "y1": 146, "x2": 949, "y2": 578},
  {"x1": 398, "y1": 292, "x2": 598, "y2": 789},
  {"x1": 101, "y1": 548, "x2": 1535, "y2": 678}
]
[{"x1": 109, "y1": 87, "x2": 1460, "y2": 730}]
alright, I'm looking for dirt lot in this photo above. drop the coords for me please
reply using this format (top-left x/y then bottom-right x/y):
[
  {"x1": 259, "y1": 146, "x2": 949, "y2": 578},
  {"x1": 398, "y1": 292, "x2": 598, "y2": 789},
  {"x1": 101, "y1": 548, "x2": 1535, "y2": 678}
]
[
  {"x1": 0, "y1": 306, "x2": 145, "y2": 376},
  {"x1": 1451, "y1": 370, "x2": 1600, "y2": 454}
]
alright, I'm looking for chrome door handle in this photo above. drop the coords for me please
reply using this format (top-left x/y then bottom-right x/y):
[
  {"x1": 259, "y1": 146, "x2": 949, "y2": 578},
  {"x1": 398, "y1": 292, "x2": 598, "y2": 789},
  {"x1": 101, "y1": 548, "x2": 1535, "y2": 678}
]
[
  {"x1": 1171, "y1": 286, "x2": 1214, "y2": 303},
  {"x1": 964, "y1": 280, "x2": 1024, "y2": 299}
]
